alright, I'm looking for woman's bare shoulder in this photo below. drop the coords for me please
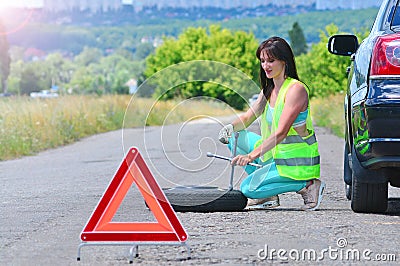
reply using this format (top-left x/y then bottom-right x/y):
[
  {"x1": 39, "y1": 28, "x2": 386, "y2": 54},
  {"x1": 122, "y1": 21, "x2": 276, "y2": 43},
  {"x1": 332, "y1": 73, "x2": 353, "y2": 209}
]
[{"x1": 285, "y1": 81, "x2": 308, "y2": 107}]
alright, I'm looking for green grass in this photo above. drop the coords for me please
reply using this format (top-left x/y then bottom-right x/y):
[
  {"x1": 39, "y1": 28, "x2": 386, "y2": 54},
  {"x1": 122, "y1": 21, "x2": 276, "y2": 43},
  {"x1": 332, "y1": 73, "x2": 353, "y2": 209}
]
[
  {"x1": 0, "y1": 95, "x2": 231, "y2": 160},
  {"x1": 311, "y1": 94, "x2": 345, "y2": 138},
  {"x1": 0, "y1": 94, "x2": 344, "y2": 161}
]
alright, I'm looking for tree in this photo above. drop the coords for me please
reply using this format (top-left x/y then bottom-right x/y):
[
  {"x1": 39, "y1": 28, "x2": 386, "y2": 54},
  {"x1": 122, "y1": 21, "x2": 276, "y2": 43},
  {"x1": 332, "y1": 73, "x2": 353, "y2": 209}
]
[
  {"x1": 0, "y1": 19, "x2": 10, "y2": 94},
  {"x1": 19, "y1": 62, "x2": 49, "y2": 95},
  {"x1": 288, "y1": 22, "x2": 308, "y2": 56},
  {"x1": 45, "y1": 53, "x2": 68, "y2": 89},
  {"x1": 74, "y1": 47, "x2": 102, "y2": 66},
  {"x1": 144, "y1": 25, "x2": 260, "y2": 109},
  {"x1": 296, "y1": 24, "x2": 369, "y2": 98},
  {"x1": 135, "y1": 43, "x2": 155, "y2": 60}
]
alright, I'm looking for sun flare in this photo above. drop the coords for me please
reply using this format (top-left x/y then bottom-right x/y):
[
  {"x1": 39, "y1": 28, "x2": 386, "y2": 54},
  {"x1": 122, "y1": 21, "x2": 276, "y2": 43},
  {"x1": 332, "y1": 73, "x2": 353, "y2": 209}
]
[
  {"x1": 0, "y1": 3, "x2": 12, "y2": 15},
  {"x1": 0, "y1": 3, "x2": 11, "y2": 9},
  {"x1": 0, "y1": 0, "x2": 43, "y2": 12}
]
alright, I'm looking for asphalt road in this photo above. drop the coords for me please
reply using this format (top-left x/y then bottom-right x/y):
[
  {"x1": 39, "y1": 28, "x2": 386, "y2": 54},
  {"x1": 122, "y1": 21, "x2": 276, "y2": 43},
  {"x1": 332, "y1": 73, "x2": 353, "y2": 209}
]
[{"x1": 1, "y1": 116, "x2": 400, "y2": 265}]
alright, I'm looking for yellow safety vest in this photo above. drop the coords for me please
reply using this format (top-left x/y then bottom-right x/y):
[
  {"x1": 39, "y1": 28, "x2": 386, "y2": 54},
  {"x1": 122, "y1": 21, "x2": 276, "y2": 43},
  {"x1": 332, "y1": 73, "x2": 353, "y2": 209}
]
[{"x1": 255, "y1": 77, "x2": 320, "y2": 180}]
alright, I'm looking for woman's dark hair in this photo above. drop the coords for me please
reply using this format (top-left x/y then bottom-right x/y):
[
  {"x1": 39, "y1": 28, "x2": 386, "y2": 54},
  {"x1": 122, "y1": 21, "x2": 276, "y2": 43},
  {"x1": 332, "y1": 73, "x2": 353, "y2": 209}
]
[{"x1": 256, "y1": 36, "x2": 299, "y2": 101}]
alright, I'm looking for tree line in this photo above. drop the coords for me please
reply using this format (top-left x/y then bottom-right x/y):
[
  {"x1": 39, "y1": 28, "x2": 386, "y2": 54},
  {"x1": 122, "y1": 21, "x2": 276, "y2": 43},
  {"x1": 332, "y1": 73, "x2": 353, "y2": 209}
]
[
  {"x1": 0, "y1": 40, "x2": 154, "y2": 96},
  {"x1": 143, "y1": 23, "x2": 366, "y2": 109}
]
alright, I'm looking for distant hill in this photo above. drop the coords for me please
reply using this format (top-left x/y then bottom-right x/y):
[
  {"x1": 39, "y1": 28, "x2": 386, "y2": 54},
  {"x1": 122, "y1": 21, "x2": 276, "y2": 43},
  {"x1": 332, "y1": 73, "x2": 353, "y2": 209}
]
[{"x1": 5, "y1": 7, "x2": 379, "y2": 55}]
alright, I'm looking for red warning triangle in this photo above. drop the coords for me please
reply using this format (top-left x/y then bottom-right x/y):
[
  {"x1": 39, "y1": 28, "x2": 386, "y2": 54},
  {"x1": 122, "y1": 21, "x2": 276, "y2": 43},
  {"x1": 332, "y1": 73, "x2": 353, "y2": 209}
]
[{"x1": 80, "y1": 147, "x2": 188, "y2": 242}]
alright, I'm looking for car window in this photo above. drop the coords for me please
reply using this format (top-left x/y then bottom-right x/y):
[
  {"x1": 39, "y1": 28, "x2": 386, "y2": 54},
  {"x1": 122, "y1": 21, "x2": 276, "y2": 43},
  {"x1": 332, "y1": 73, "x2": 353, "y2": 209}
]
[
  {"x1": 388, "y1": 3, "x2": 400, "y2": 27},
  {"x1": 392, "y1": 5, "x2": 400, "y2": 25}
]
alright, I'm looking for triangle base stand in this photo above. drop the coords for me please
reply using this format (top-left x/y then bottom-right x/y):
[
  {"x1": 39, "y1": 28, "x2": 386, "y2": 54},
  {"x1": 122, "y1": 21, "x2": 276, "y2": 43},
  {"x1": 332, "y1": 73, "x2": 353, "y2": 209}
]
[{"x1": 77, "y1": 241, "x2": 191, "y2": 263}]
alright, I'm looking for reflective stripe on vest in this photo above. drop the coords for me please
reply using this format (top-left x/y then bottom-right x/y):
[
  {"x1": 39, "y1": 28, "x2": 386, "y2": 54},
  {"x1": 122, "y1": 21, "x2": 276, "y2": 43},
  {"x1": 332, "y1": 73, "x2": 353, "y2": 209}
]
[
  {"x1": 280, "y1": 134, "x2": 317, "y2": 145},
  {"x1": 274, "y1": 156, "x2": 320, "y2": 167}
]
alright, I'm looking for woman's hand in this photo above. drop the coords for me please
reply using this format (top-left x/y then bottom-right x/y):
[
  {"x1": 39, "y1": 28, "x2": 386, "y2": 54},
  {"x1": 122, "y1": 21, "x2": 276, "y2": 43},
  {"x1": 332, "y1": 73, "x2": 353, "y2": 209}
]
[
  {"x1": 218, "y1": 124, "x2": 234, "y2": 144},
  {"x1": 231, "y1": 154, "x2": 253, "y2": 166}
]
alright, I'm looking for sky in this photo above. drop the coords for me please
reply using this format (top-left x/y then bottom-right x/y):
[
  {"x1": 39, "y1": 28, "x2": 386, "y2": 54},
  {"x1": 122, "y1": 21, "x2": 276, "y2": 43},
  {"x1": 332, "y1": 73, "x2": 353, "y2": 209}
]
[
  {"x1": 0, "y1": 0, "x2": 43, "y2": 8},
  {"x1": 0, "y1": 1, "x2": 131, "y2": 8}
]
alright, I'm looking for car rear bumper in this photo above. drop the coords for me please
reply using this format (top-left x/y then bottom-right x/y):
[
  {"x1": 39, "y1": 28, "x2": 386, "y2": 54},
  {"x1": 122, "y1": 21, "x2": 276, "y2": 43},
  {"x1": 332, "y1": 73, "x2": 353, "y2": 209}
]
[{"x1": 352, "y1": 79, "x2": 400, "y2": 168}]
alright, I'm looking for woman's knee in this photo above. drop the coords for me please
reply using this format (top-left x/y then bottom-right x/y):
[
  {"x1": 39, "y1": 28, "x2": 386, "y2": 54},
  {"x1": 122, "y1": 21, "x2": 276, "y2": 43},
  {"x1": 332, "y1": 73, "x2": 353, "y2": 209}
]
[{"x1": 240, "y1": 182, "x2": 255, "y2": 198}]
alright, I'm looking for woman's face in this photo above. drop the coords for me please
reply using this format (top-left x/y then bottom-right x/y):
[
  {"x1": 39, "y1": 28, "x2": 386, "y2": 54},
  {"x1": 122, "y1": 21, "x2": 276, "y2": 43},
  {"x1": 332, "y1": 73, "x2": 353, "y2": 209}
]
[{"x1": 260, "y1": 51, "x2": 285, "y2": 79}]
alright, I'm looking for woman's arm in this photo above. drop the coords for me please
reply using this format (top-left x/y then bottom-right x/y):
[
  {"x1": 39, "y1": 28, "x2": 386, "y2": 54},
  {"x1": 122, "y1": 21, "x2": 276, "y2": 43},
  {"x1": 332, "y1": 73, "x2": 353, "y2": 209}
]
[
  {"x1": 230, "y1": 91, "x2": 266, "y2": 131},
  {"x1": 232, "y1": 83, "x2": 308, "y2": 166}
]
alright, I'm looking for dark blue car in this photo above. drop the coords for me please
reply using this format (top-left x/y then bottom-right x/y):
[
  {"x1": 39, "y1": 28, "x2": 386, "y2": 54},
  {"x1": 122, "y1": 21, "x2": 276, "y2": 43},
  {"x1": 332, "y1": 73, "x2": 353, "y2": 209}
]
[{"x1": 328, "y1": 0, "x2": 400, "y2": 213}]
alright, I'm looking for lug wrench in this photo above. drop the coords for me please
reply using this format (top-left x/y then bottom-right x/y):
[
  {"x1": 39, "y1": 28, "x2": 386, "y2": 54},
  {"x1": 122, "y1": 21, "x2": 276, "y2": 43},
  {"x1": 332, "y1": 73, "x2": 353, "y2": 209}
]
[
  {"x1": 206, "y1": 152, "x2": 263, "y2": 168},
  {"x1": 207, "y1": 131, "x2": 262, "y2": 190}
]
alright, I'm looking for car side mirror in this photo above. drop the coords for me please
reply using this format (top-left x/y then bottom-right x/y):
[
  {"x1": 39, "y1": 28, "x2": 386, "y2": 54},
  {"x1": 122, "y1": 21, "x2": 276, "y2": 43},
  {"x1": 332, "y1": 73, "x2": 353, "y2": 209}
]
[{"x1": 327, "y1": 35, "x2": 359, "y2": 56}]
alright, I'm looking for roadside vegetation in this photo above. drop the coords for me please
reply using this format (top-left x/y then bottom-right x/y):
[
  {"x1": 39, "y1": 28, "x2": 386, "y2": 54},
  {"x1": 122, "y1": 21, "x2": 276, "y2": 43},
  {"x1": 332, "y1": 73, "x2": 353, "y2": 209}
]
[
  {"x1": 0, "y1": 94, "x2": 343, "y2": 161},
  {"x1": 311, "y1": 94, "x2": 345, "y2": 138},
  {"x1": 0, "y1": 96, "x2": 233, "y2": 160},
  {"x1": 0, "y1": 10, "x2": 372, "y2": 160}
]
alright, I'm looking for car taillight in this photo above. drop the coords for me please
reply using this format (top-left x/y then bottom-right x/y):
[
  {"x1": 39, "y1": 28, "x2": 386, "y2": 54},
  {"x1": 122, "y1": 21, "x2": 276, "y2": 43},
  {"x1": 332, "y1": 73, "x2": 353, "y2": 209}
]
[{"x1": 370, "y1": 33, "x2": 400, "y2": 75}]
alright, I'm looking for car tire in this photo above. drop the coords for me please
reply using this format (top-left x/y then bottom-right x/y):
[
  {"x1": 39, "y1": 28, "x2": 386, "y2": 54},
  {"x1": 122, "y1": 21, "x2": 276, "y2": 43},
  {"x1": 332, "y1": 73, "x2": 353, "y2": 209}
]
[
  {"x1": 345, "y1": 184, "x2": 352, "y2": 200},
  {"x1": 351, "y1": 177, "x2": 388, "y2": 213},
  {"x1": 343, "y1": 143, "x2": 352, "y2": 186},
  {"x1": 350, "y1": 147, "x2": 388, "y2": 213},
  {"x1": 343, "y1": 143, "x2": 352, "y2": 200},
  {"x1": 162, "y1": 186, "x2": 248, "y2": 212}
]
